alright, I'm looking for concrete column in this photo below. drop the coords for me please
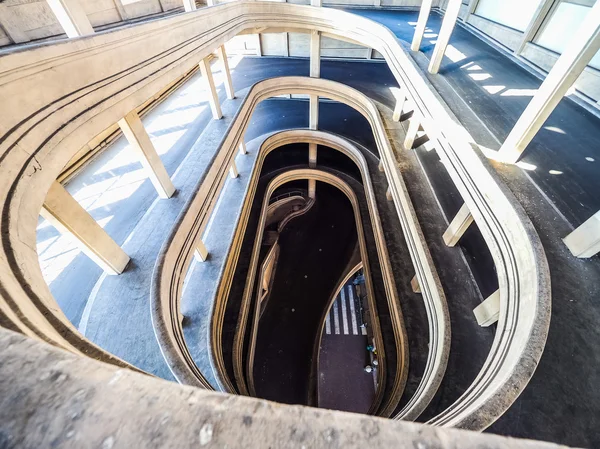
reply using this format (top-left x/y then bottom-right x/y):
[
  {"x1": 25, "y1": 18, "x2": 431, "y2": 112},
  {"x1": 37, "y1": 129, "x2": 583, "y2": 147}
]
[
  {"x1": 309, "y1": 95, "x2": 319, "y2": 130},
  {"x1": 386, "y1": 187, "x2": 393, "y2": 201},
  {"x1": 239, "y1": 142, "x2": 248, "y2": 155},
  {"x1": 283, "y1": 33, "x2": 290, "y2": 57},
  {"x1": 563, "y1": 210, "x2": 600, "y2": 258},
  {"x1": 217, "y1": 46, "x2": 235, "y2": 100},
  {"x1": 46, "y1": 0, "x2": 94, "y2": 38},
  {"x1": 463, "y1": 0, "x2": 479, "y2": 23},
  {"x1": 378, "y1": 159, "x2": 384, "y2": 172},
  {"x1": 41, "y1": 181, "x2": 130, "y2": 275},
  {"x1": 195, "y1": 240, "x2": 208, "y2": 262},
  {"x1": 112, "y1": 0, "x2": 128, "y2": 21},
  {"x1": 0, "y1": 4, "x2": 30, "y2": 44},
  {"x1": 310, "y1": 30, "x2": 321, "y2": 78},
  {"x1": 308, "y1": 179, "x2": 316, "y2": 199},
  {"x1": 473, "y1": 289, "x2": 500, "y2": 327},
  {"x1": 309, "y1": 143, "x2": 317, "y2": 168},
  {"x1": 182, "y1": 0, "x2": 196, "y2": 12},
  {"x1": 199, "y1": 57, "x2": 223, "y2": 120},
  {"x1": 118, "y1": 110, "x2": 175, "y2": 199},
  {"x1": 229, "y1": 161, "x2": 239, "y2": 179},
  {"x1": 403, "y1": 114, "x2": 420, "y2": 150},
  {"x1": 411, "y1": 0, "x2": 433, "y2": 52},
  {"x1": 311, "y1": 0, "x2": 322, "y2": 6},
  {"x1": 255, "y1": 34, "x2": 262, "y2": 56},
  {"x1": 410, "y1": 275, "x2": 421, "y2": 294},
  {"x1": 393, "y1": 89, "x2": 406, "y2": 122},
  {"x1": 498, "y1": 1, "x2": 600, "y2": 163},
  {"x1": 428, "y1": 0, "x2": 462, "y2": 74},
  {"x1": 516, "y1": 0, "x2": 555, "y2": 54},
  {"x1": 442, "y1": 203, "x2": 474, "y2": 247}
]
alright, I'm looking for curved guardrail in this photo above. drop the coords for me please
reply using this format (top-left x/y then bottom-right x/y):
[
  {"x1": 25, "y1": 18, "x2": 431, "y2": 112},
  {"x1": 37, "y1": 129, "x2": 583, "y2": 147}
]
[{"x1": 0, "y1": 1, "x2": 549, "y2": 430}]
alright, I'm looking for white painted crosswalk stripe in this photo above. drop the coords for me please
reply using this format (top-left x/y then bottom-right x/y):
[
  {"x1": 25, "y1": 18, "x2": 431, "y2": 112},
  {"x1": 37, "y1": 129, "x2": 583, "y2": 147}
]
[
  {"x1": 325, "y1": 312, "x2": 331, "y2": 335},
  {"x1": 340, "y1": 288, "x2": 349, "y2": 335},
  {"x1": 347, "y1": 285, "x2": 359, "y2": 335},
  {"x1": 324, "y1": 284, "x2": 363, "y2": 336},
  {"x1": 333, "y1": 298, "x2": 341, "y2": 335}
]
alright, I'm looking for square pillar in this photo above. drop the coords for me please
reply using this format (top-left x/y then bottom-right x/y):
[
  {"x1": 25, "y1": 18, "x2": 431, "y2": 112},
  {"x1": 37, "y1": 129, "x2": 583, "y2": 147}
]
[
  {"x1": 442, "y1": 203, "x2": 474, "y2": 247},
  {"x1": 428, "y1": 0, "x2": 462, "y2": 74},
  {"x1": 473, "y1": 289, "x2": 500, "y2": 327},
  {"x1": 183, "y1": 0, "x2": 196, "y2": 12},
  {"x1": 239, "y1": 142, "x2": 248, "y2": 155},
  {"x1": 411, "y1": 0, "x2": 433, "y2": 52},
  {"x1": 309, "y1": 143, "x2": 317, "y2": 168},
  {"x1": 229, "y1": 161, "x2": 239, "y2": 179},
  {"x1": 393, "y1": 89, "x2": 406, "y2": 122},
  {"x1": 308, "y1": 179, "x2": 316, "y2": 199},
  {"x1": 309, "y1": 95, "x2": 319, "y2": 130},
  {"x1": 195, "y1": 240, "x2": 209, "y2": 262},
  {"x1": 310, "y1": 30, "x2": 321, "y2": 78},
  {"x1": 199, "y1": 57, "x2": 223, "y2": 120},
  {"x1": 563, "y1": 210, "x2": 600, "y2": 258},
  {"x1": 46, "y1": 0, "x2": 94, "y2": 38},
  {"x1": 118, "y1": 110, "x2": 175, "y2": 199},
  {"x1": 403, "y1": 114, "x2": 420, "y2": 150},
  {"x1": 41, "y1": 181, "x2": 130, "y2": 275},
  {"x1": 217, "y1": 46, "x2": 235, "y2": 100},
  {"x1": 410, "y1": 275, "x2": 421, "y2": 294}
]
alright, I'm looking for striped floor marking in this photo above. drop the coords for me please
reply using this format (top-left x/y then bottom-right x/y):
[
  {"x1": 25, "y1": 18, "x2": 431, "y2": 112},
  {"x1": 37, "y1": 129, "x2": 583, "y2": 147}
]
[{"x1": 325, "y1": 284, "x2": 363, "y2": 336}]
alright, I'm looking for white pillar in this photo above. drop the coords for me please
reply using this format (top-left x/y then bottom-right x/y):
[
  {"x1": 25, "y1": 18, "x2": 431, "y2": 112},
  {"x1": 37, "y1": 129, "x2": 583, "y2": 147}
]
[
  {"x1": 217, "y1": 46, "x2": 235, "y2": 100},
  {"x1": 393, "y1": 89, "x2": 406, "y2": 122},
  {"x1": 0, "y1": 4, "x2": 30, "y2": 44},
  {"x1": 195, "y1": 240, "x2": 209, "y2": 262},
  {"x1": 498, "y1": 1, "x2": 600, "y2": 163},
  {"x1": 309, "y1": 95, "x2": 319, "y2": 130},
  {"x1": 199, "y1": 57, "x2": 223, "y2": 120},
  {"x1": 411, "y1": 0, "x2": 433, "y2": 52},
  {"x1": 118, "y1": 110, "x2": 175, "y2": 199},
  {"x1": 410, "y1": 275, "x2": 421, "y2": 294},
  {"x1": 378, "y1": 159, "x2": 384, "y2": 172},
  {"x1": 46, "y1": 0, "x2": 94, "y2": 38},
  {"x1": 183, "y1": 0, "x2": 196, "y2": 12},
  {"x1": 563, "y1": 210, "x2": 600, "y2": 258},
  {"x1": 515, "y1": 0, "x2": 554, "y2": 54},
  {"x1": 442, "y1": 203, "x2": 474, "y2": 247},
  {"x1": 428, "y1": 0, "x2": 462, "y2": 74},
  {"x1": 229, "y1": 161, "x2": 239, "y2": 179},
  {"x1": 309, "y1": 143, "x2": 317, "y2": 168},
  {"x1": 386, "y1": 187, "x2": 393, "y2": 201},
  {"x1": 41, "y1": 181, "x2": 130, "y2": 275},
  {"x1": 310, "y1": 30, "x2": 321, "y2": 78},
  {"x1": 255, "y1": 34, "x2": 262, "y2": 56},
  {"x1": 403, "y1": 114, "x2": 420, "y2": 150},
  {"x1": 311, "y1": 0, "x2": 322, "y2": 6},
  {"x1": 283, "y1": 33, "x2": 290, "y2": 57},
  {"x1": 239, "y1": 142, "x2": 248, "y2": 155},
  {"x1": 473, "y1": 289, "x2": 500, "y2": 327},
  {"x1": 308, "y1": 179, "x2": 316, "y2": 199},
  {"x1": 112, "y1": 0, "x2": 128, "y2": 21}
]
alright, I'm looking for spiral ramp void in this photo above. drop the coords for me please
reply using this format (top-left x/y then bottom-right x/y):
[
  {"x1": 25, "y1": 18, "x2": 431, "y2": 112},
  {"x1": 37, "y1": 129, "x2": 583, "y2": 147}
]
[{"x1": 0, "y1": 2, "x2": 563, "y2": 447}]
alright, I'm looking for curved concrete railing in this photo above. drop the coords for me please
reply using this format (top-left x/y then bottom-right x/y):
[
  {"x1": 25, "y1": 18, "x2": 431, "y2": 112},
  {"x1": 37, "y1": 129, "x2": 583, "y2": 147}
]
[{"x1": 0, "y1": 1, "x2": 549, "y2": 430}]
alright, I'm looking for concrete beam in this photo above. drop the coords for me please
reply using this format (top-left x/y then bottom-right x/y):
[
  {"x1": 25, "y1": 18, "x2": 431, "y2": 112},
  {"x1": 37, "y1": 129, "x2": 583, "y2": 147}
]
[
  {"x1": 411, "y1": 0, "x2": 433, "y2": 52},
  {"x1": 199, "y1": 57, "x2": 223, "y2": 120},
  {"x1": 308, "y1": 179, "x2": 316, "y2": 199},
  {"x1": 563, "y1": 210, "x2": 600, "y2": 258},
  {"x1": 41, "y1": 181, "x2": 130, "y2": 275},
  {"x1": 46, "y1": 0, "x2": 94, "y2": 38},
  {"x1": 118, "y1": 110, "x2": 176, "y2": 199},
  {"x1": 229, "y1": 161, "x2": 239, "y2": 179},
  {"x1": 182, "y1": 0, "x2": 196, "y2": 12},
  {"x1": 463, "y1": 0, "x2": 479, "y2": 23},
  {"x1": 309, "y1": 95, "x2": 319, "y2": 130},
  {"x1": 498, "y1": 0, "x2": 600, "y2": 163},
  {"x1": 217, "y1": 46, "x2": 235, "y2": 100},
  {"x1": 194, "y1": 239, "x2": 208, "y2": 262},
  {"x1": 428, "y1": 0, "x2": 462, "y2": 74},
  {"x1": 0, "y1": 4, "x2": 30, "y2": 44},
  {"x1": 310, "y1": 30, "x2": 321, "y2": 78},
  {"x1": 473, "y1": 289, "x2": 500, "y2": 327},
  {"x1": 309, "y1": 143, "x2": 317, "y2": 168},
  {"x1": 411, "y1": 275, "x2": 421, "y2": 294},
  {"x1": 442, "y1": 203, "x2": 474, "y2": 247}
]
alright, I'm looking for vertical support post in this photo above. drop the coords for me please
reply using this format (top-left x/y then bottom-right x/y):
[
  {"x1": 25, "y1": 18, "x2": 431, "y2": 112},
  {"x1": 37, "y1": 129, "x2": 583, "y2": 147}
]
[
  {"x1": 308, "y1": 179, "x2": 316, "y2": 199},
  {"x1": 309, "y1": 143, "x2": 317, "y2": 168},
  {"x1": 410, "y1": 275, "x2": 421, "y2": 294},
  {"x1": 283, "y1": 33, "x2": 290, "y2": 57},
  {"x1": 309, "y1": 95, "x2": 319, "y2": 130},
  {"x1": 403, "y1": 115, "x2": 420, "y2": 150},
  {"x1": 515, "y1": 0, "x2": 555, "y2": 55},
  {"x1": 411, "y1": 0, "x2": 433, "y2": 52},
  {"x1": 463, "y1": 0, "x2": 480, "y2": 23},
  {"x1": 393, "y1": 89, "x2": 406, "y2": 122},
  {"x1": 229, "y1": 161, "x2": 239, "y2": 179},
  {"x1": 199, "y1": 57, "x2": 223, "y2": 120},
  {"x1": 0, "y1": 4, "x2": 30, "y2": 44},
  {"x1": 378, "y1": 159, "x2": 384, "y2": 172},
  {"x1": 46, "y1": 0, "x2": 94, "y2": 38},
  {"x1": 217, "y1": 46, "x2": 235, "y2": 100},
  {"x1": 563, "y1": 210, "x2": 600, "y2": 258},
  {"x1": 442, "y1": 203, "x2": 474, "y2": 247},
  {"x1": 473, "y1": 290, "x2": 501, "y2": 327},
  {"x1": 112, "y1": 0, "x2": 128, "y2": 21},
  {"x1": 239, "y1": 142, "x2": 248, "y2": 155},
  {"x1": 182, "y1": 0, "x2": 196, "y2": 12},
  {"x1": 195, "y1": 239, "x2": 209, "y2": 262},
  {"x1": 311, "y1": 0, "x2": 322, "y2": 6},
  {"x1": 498, "y1": 0, "x2": 600, "y2": 163},
  {"x1": 386, "y1": 187, "x2": 393, "y2": 201},
  {"x1": 118, "y1": 110, "x2": 175, "y2": 199},
  {"x1": 310, "y1": 30, "x2": 321, "y2": 78},
  {"x1": 428, "y1": 0, "x2": 462, "y2": 74},
  {"x1": 255, "y1": 34, "x2": 262, "y2": 56},
  {"x1": 41, "y1": 181, "x2": 130, "y2": 275}
]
